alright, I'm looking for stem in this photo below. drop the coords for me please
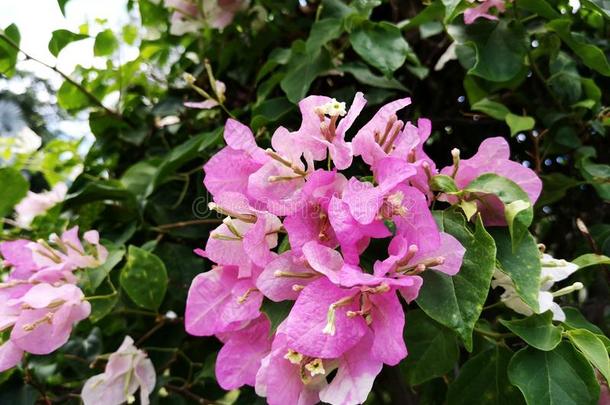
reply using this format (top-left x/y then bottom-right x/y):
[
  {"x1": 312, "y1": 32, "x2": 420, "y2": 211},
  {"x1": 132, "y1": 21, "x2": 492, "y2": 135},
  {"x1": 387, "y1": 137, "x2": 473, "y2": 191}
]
[
  {"x1": 474, "y1": 327, "x2": 514, "y2": 339},
  {"x1": 153, "y1": 218, "x2": 222, "y2": 232},
  {"x1": 164, "y1": 384, "x2": 217, "y2": 404},
  {"x1": 0, "y1": 31, "x2": 124, "y2": 121}
]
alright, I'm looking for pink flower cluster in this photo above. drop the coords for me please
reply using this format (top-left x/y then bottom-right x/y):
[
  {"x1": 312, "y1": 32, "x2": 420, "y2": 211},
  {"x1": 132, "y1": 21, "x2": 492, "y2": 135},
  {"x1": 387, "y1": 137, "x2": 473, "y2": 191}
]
[
  {"x1": 0, "y1": 227, "x2": 107, "y2": 371},
  {"x1": 185, "y1": 93, "x2": 541, "y2": 404}
]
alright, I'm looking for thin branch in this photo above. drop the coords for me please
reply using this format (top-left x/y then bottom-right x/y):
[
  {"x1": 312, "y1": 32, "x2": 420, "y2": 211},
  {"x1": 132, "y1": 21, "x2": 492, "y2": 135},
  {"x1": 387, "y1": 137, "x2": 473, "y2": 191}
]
[
  {"x1": 153, "y1": 218, "x2": 222, "y2": 231},
  {"x1": 165, "y1": 384, "x2": 217, "y2": 404},
  {"x1": 0, "y1": 31, "x2": 124, "y2": 121}
]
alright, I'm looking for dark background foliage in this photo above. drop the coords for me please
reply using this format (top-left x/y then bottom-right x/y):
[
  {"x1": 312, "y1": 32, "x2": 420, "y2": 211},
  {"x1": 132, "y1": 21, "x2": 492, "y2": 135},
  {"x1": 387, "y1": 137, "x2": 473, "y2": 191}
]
[{"x1": 0, "y1": 0, "x2": 609, "y2": 403}]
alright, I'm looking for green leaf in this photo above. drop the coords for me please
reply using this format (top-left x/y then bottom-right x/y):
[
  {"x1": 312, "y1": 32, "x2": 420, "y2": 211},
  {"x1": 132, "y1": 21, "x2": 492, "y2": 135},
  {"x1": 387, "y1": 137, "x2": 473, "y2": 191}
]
[
  {"x1": 88, "y1": 292, "x2": 119, "y2": 323},
  {"x1": 93, "y1": 29, "x2": 118, "y2": 56},
  {"x1": 580, "y1": 0, "x2": 610, "y2": 18},
  {"x1": 448, "y1": 346, "x2": 524, "y2": 405},
  {"x1": 491, "y1": 228, "x2": 541, "y2": 312},
  {"x1": 57, "y1": 80, "x2": 90, "y2": 111},
  {"x1": 562, "y1": 307, "x2": 605, "y2": 335},
  {"x1": 57, "y1": 0, "x2": 70, "y2": 16},
  {"x1": 442, "y1": 0, "x2": 464, "y2": 22},
  {"x1": 120, "y1": 159, "x2": 161, "y2": 196},
  {"x1": 516, "y1": 0, "x2": 561, "y2": 19},
  {"x1": 538, "y1": 173, "x2": 583, "y2": 206},
  {"x1": 48, "y1": 29, "x2": 88, "y2": 57},
  {"x1": 500, "y1": 312, "x2": 563, "y2": 351},
  {"x1": 471, "y1": 98, "x2": 510, "y2": 120},
  {"x1": 306, "y1": 18, "x2": 344, "y2": 54},
  {"x1": 417, "y1": 213, "x2": 496, "y2": 351},
  {"x1": 340, "y1": 62, "x2": 408, "y2": 90},
  {"x1": 251, "y1": 97, "x2": 295, "y2": 131},
  {"x1": 0, "y1": 167, "x2": 28, "y2": 217},
  {"x1": 572, "y1": 254, "x2": 610, "y2": 269},
  {"x1": 350, "y1": 21, "x2": 410, "y2": 76},
  {"x1": 508, "y1": 342, "x2": 600, "y2": 405},
  {"x1": 80, "y1": 246, "x2": 125, "y2": 294},
  {"x1": 119, "y1": 245, "x2": 168, "y2": 311},
  {"x1": 547, "y1": 19, "x2": 610, "y2": 76},
  {"x1": 459, "y1": 200, "x2": 478, "y2": 221},
  {"x1": 148, "y1": 128, "x2": 222, "y2": 194},
  {"x1": 401, "y1": 310, "x2": 459, "y2": 385},
  {"x1": 465, "y1": 173, "x2": 533, "y2": 249},
  {"x1": 430, "y1": 174, "x2": 459, "y2": 193},
  {"x1": 567, "y1": 329, "x2": 610, "y2": 384},
  {"x1": 448, "y1": 20, "x2": 527, "y2": 82},
  {"x1": 505, "y1": 113, "x2": 535, "y2": 137},
  {"x1": 0, "y1": 24, "x2": 21, "y2": 78},
  {"x1": 280, "y1": 42, "x2": 333, "y2": 103}
]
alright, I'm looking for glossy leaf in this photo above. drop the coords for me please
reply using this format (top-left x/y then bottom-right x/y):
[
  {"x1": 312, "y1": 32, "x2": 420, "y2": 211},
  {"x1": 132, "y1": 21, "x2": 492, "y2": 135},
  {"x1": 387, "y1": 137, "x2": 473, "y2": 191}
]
[
  {"x1": 417, "y1": 213, "x2": 496, "y2": 351},
  {"x1": 508, "y1": 343, "x2": 600, "y2": 405},
  {"x1": 448, "y1": 346, "x2": 524, "y2": 405},
  {"x1": 48, "y1": 29, "x2": 88, "y2": 57},
  {"x1": 120, "y1": 245, "x2": 168, "y2": 311},
  {"x1": 401, "y1": 310, "x2": 459, "y2": 385},
  {"x1": 500, "y1": 312, "x2": 563, "y2": 351},
  {"x1": 0, "y1": 167, "x2": 28, "y2": 217},
  {"x1": 567, "y1": 329, "x2": 610, "y2": 384},
  {"x1": 491, "y1": 228, "x2": 541, "y2": 312},
  {"x1": 350, "y1": 21, "x2": 410, "y2": 76}
]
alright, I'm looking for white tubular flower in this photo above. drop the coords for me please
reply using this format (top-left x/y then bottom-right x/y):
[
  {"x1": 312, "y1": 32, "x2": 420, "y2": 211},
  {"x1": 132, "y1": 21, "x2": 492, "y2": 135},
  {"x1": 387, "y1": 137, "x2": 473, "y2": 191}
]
[{"x1": 492, "y1": 253, "x2": 582, "y2": 321}]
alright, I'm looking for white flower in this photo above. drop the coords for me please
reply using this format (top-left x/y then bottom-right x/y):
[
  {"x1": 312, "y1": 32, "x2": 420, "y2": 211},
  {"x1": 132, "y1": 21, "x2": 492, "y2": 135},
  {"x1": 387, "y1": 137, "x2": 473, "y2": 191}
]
[
  {"x1": 14, "y1": 182, "x2": 68, "y2": 228},
  {"x1": 81, "y1": 336, "x2": 156, "y2": 405},
  {"x1": 492, "y1": 253, "x2": 582, "y2": 321}
]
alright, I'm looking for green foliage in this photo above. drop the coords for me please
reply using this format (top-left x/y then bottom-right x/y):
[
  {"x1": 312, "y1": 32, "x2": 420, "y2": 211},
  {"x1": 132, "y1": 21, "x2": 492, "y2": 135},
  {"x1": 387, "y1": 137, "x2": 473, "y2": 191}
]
[
  {"x1": 48, "y1": 29, "x2": 88, "y2": 57},
  {"x1": 119, "y1": 245, "x2": 168, "y2": 311},
  {"x1": 417, "y1": 213, "x2": 496, "y2": 351},
  {"x1": 401, "y1": 310, "x2": 459, "y2": 385},
  {"x1": 500, "y1": 312, "x2": 563, "y2": 351},
  {"x1": 447, "y1": 346, "x2": 523, "y2": 405},
  {"x1": 0, "y1": 167, "x2": 28, "y2": 217},
  {"x1": 1, "y1": 0, "x2": 609, "y2": 402},
  {"x1": 508, "y1": 342, "x2": 600, "y2": 405},
  {"x1": 492, "y1": 228, "x2": 541, "y2": 311}
]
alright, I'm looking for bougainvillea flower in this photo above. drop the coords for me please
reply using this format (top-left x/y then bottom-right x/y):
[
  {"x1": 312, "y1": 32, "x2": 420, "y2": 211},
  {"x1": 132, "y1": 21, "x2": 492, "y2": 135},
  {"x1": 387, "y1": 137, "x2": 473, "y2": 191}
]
[
  {"x1": 281, "y1": 254, "x2": 416, "y2": 366},
  {"x1": 0, "y1": 340, "x2": 24, "y2": 372},
  {"x1": 185, "y1": 265, "x2": 263, "y2": 336},
  {"x1": 327, "y1": 195, "x2": 391, "y2": 265},
  {"x1": 283, "y1": 170, "x2": 346, "y2": 254},
  {"x1": 255, "y1": 331, "x2": 328, "y2": 405},
  {"x1": 27, "y1": 227, "x2": 108, "y2": 275},
  {"x1": 318, "y1": 330, "x2": 383, "y2": 405},
  {"x1": 256, "y1": 251, "x2": 318, "y2": 302},
  {"x1": 247, "y1": 125, "x2": 322, "y2": 215},
  {"x1": 375, "y1": 233, "x2": 465, "y2": 278},
  {"x1": 463, "y1": 0, "x2": 507, "y2": 24},
  {"x1": 202, "y1": 207, "x2": 281, "y2": 277},
  {"x1": 81, "y1": 336, "x2": 156, "y2": 405},
  {"x1": 14, "y1": 182, "x2": 67, "y2": 228},
  {"x1": 204, "y1": 119, "x2": 270, "y2": 200},
  {"x1": 440, "y1": 137, "x2": 542, "y2": 225},
  {"x1": 352, "y1": 97, "x2": 411, "y2": 165},
  {"x1": 10, "y1": 283, "x2": 90, "y2": 355},
  {"x1": 0, "y1": 239, "x2": 39, "y2": 279},
  {"x1": 292, "y1": 93, "x2": 367, "y2": 169},
  {"x1": 215, "y1": 315, "x2": 272, "y2": 389},
  {"x1": 166, "y1": 0, "x2": 248, "y2": 35},
  {"x1": 492, "y1": 253, "x2": 581, "y2": 321}
]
